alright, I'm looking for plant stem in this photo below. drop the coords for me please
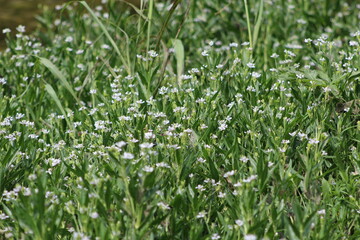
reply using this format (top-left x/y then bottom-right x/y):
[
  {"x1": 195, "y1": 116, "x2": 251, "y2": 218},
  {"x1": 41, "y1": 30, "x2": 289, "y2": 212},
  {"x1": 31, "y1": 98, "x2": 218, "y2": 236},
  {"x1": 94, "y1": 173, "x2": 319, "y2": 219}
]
[{"x1": 244, "y1": 0, "x2": 253, "y2": 49}]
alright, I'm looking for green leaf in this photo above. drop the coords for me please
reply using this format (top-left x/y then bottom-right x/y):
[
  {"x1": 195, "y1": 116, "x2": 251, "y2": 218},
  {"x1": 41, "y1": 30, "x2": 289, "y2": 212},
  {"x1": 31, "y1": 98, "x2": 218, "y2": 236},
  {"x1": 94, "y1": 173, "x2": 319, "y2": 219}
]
[
  {"x1": 44, "y1": 84, "x2": 67, "y2": 118},
  {"x1": 174, "y1": 39, "x2": 185, "y2": 85},
  {"x1": 38, "y1": 57, "x2": 79, "y2": 103},
  {"x1": 252, "y1": 0, "x2": 264, "y2": 48}
]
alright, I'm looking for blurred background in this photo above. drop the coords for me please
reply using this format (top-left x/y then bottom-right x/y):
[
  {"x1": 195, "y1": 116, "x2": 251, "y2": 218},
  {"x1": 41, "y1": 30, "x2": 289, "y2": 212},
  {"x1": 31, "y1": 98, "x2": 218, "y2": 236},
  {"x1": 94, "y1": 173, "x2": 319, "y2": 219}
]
[{"x1": 0, "y1": 0, "x2": 67, "y2": 49}]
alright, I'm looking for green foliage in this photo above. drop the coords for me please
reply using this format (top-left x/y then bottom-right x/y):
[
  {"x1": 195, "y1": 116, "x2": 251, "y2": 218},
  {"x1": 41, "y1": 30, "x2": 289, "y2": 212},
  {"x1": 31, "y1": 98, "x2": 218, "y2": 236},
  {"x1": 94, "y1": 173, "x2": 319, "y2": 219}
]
[{"x1": 0, "y1": 0, "x2": 359, "y2": 239}]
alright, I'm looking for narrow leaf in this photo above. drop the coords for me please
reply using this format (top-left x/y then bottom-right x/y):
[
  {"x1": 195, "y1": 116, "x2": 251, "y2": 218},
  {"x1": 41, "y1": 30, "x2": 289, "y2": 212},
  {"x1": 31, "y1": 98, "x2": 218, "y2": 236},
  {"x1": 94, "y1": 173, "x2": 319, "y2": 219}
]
[
  {"x1": 174, "y1": 39, "x2": 185, "y2": 85},
  {"x1": 38, "y1": 57, "x2": 79, "y2": 103}
]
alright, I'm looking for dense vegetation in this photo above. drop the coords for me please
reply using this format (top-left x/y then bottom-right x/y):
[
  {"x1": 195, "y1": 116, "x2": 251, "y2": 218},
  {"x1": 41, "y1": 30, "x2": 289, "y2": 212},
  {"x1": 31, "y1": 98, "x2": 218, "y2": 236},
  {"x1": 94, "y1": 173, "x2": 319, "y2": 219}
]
[{"x1": 0, "y1": 0, "x2": 359, "y2": 239}]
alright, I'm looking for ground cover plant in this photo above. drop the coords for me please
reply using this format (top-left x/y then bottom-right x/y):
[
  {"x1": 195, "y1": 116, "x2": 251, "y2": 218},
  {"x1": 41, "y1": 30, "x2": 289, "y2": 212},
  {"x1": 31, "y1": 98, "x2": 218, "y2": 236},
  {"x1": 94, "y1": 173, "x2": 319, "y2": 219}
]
[{"x1": 0, "y1": 0, "x2": 359, "y2": 239}]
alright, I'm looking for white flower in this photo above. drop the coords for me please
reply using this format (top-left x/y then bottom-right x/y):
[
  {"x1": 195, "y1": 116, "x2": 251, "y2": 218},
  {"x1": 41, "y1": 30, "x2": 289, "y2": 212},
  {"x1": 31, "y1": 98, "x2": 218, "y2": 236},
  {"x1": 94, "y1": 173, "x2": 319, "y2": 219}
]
[
  {"x1": 218, "y1": 120, "x2": 228, "y2": 131},
  {"x1": 123, "y1": 152, "x2": 134, "y2": 159},
  {"x1": 317, "y1": 209, "x2": 326, "y2": 215},
  {"x1": 90, "y1": 212, "x2": 99, "y2": 219},
  {"x1": 195, "y1": 185, "x2": 205, "y2": 191},
  {"x1": 148, "y1": 50, "x2": 158, "y2": 57},
  {"x1": 94, "y1": 121, "x2": 106, "y2": 130},
  {"x1": 244, "y1": 234, "x2": 257, "y2": 240},
  {"x1": 0, "y1": 213, "x2": 9, "y2": 220},
  {"x1": 229, "y1": 42, "x2": 238, "y2": 47},
  {"x1": 201, "y1": 50, "x2": 209, "y2": 56},
  {"x1": 157, "y1": 202, "x2": 170, "y2": 210},
  {"x1": 243, "y1": 175, "x2": 257, "y2": 183},
  {"x1": 251, "y1": 72, "x2": 261, "y2": 78},
  {"x1": 235, "y1": 219, "x2": 244, "y2": 226},
  {"x1": 140, "y1": 143, "x2": 154, "y2": 149},
  {"x1": 296, "y1": 73, "x2": 304, "y2": 79},
  {"x1": 101, "y1": 44, "x2": 111, "y2": 49},
  {"x1": 65, "y1": 36, "x2": 73, "y2": 42},
  {"x1": 218, "y1": 192, "x2": 226, "y2": 198},
  {"x1": 47, "y1": 158, "x2": 61, "y2": 167},
  {"x1": 247, "y1": 62, "x2": 255, "y2": 68},
  {"x1": 349, "y1": 41, "x2": 359, "y2": 46},
  {"x1": 323, "y1": 86, "x2": 331, "y2": 92},
  {"x1": 308, "y1": 138, "x2": 319, "y2": 145},
  {"x1": 240, "y1": 156, "x2": 249, "y2": 163},
  {"x1": 16, "y1": 25, "x2": 26, "y2": 33},
  {"x1": 297, "y1": 19, "x2": 307, "y2": 24},
  {"x1": 2, "y1": 28, "x2": 11, "y2": 34},
  {"x1": 223, "y1": 170, "x2": 235, "y2": 178},
  {"x1": 0, "y1": 78, "x2": 7, "y2": 85},
  {"x1": 144, "y1": 131, "x2": 155, "y2": 139},
  {"x1": 196, "y1": 211, "x2": 206, "y2": 218},
  {"x1": 182, "y1": 74, "x2": 192, "y2": 80},
  {"x1": 115, "y1": 141, "x2": 127, "y2": 148},
  {"x1": 211, "y1": 233, "x2": 221, "y2": 240},
  {"x1": 143, "y1": 166, "x2": 154, "y2": 173}
]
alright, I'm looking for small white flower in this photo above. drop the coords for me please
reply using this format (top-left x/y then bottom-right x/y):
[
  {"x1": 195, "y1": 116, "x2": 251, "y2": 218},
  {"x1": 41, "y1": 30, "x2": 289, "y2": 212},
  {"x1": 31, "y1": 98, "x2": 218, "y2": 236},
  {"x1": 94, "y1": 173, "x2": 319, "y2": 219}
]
[
  {"x1": 317, "y1": 209, "x2": 326, "y2": 215},
  {"x1": 247, "y1": 62, "x2": 255, "y2": 68},
  {"x1": 123, "y1": 152, "x2": 134, "y2": 159},
  {"x1": 244, "y1": 234, "x2": 257, "y2": 240},
  {"x1": 196, "y1": 211, "x2": 206, "y2": 218},
  {"x1": 144, "y1": 131, "x2": 155, "y2": 139},
  {"x1": 157, "y1": 202, "x2": 170, "y2": 210},
  {"x1": 16, "y1": 25, "x2": 26, "y2": 33},
  {"x1": 297, "y1": 19, "x2": 307, "y2": 24},
  {"x1": 201, "y1": 50, "x2": 209, "y2": 56},
  {"x1": 0, "y1": 213, "x2": 9, "y2": 220},
  {"x1": 240, "y1": 156, "x2": 249, "y2": 163},
  {"x1": 218, "y1": 192, "x2": 226, "y2": 198},
  {"x1": 2, "y1": 28, "x2": 11, "y2": 34},
  {"x1": 243, "y1": 175, "x2": 257, "y2": 183},
  {"x1": 296, "y1": 73, "x2": 304, "y2": 79},
  {"x1": 65, "y1": 36, "x2": 73, "y2": 42},
  {"x1": 140, "y1": 143, "x2": 154, "y2": 149},
  {"x1": 90, "y1": 212, "x2": 99, "y2": 219},
  {"x1": 235, "y1": 219, "x2": 244, "y2": 226},
  {"x1": 211, "y1": 233, "x2": 221, "y2": 240},
  {"x1": 101, "y1": 44, "x2": 111, "y2": 49},
  {"x1": 223, "y1": 170, "x2": 235, "y2": 178},
  {"x1": 308, "y1": 138, "x2": 319, "y2": 145},
  {"x1": 251, "y1": 72, "x2": 261, "y2": 78},
  {"x1": 349, "y1": 41, "x2": 359, "y2": 46},
  {"x1": 323, "y1": 86, "x2": 331, "y2": 92},
  {"x1": 143, "y1": 166, "x2": 154, "y2": 173},
  {"x1": 115, "y1": 141, "x2": 127, "y2": 148},
  {"x1": 148, "y1": 50, "x2": 158, "y2": 57},
  {"x1": 229, "y1": 42, "x2": 238, "y2": 47}
]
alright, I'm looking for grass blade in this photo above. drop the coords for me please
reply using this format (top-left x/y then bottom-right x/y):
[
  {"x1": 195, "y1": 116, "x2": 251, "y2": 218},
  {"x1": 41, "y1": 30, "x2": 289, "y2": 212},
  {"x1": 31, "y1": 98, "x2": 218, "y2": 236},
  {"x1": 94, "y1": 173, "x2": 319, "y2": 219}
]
[
  {"x1": 38, "y1": 57, "x2": 79, "y2": 103},
  {"x1": 79, "y1": 1, "x2": 130, "y2": 74},
  {"x1": 252, "y1": 0, "x2": 264, "y2": 49},
  {"x1": 174, "y1": 39, "x2": 184, "y2": 85}
]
